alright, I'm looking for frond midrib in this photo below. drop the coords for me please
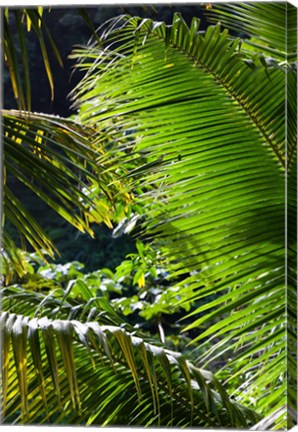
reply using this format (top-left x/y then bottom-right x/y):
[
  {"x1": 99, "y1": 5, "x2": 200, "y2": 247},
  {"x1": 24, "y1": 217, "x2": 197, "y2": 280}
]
[{"x1": 152, "y1": 33, "x2": 286, "y2": 168}]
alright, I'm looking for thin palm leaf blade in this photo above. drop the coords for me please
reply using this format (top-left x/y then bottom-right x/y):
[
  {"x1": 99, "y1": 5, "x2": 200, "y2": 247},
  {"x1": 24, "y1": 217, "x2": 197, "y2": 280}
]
[{"x1": 2, "y1": 110, "x2": 117, "y2": 279}]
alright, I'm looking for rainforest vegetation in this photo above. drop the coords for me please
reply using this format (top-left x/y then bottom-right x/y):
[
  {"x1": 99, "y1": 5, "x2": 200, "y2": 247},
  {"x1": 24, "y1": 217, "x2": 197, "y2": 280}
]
[{"x1": 1, "y1": 3, "x2": 297, "y2": 429}]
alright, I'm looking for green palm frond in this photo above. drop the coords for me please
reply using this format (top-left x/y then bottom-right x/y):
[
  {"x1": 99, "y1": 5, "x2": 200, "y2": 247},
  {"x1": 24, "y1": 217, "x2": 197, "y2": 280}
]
[
  {"x1": 1, "y1": 281, "x2": 128, "y2": 327},
  {"x1": 2, "y1": 110, "x2": 120, "y2": 280},
  {"x1": 206, "y1": 2, "x2": 297, "y2": 62},
  {"x1": 3, "y1": 8, "x2": 63, "y2": 110},
  {"x1": 0, "y1": 290, "x2": 259, "y2": 427},
  {"x1": 69, "y1": 12, "x2": 296, "y2": 429},
  {"x1": 287, "y1": 35, "x2": 297, "y2": 427}
]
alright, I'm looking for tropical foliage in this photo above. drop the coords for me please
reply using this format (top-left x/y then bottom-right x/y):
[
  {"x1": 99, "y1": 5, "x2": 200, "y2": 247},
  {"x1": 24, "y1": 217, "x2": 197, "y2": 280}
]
[
  {"x1": 3, "y1": 8, "x2": 63, "y2": 111},
  {"x1": 1, "y1": 3, "x2": 296, "y2": 429}
]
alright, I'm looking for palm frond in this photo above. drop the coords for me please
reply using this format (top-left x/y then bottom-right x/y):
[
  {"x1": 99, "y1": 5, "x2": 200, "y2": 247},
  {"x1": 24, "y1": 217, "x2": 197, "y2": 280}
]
[
  {"x1": 2, "y1": 110, "x2": 120, "y2": 280},
  {"x1": 69, "y1": 13, "x2": 296, "y2": 428},
  {"x1": 3, "y1": 8, "x2": 63, "y2": 110},
  {"x1": 206, "y1": 2, "x2": 297, "y2": 62},
  {"x1": 0, "y1": 301, "x2": 258, "y2": 426}
]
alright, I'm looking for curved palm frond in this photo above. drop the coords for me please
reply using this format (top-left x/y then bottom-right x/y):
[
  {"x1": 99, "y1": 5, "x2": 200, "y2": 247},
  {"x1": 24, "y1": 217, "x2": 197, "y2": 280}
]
[
  {"x1": 204, "y1": 4, "x2": 296, "y2": 427},
  {"x1": 69, "y1": 12, "x2": 296, "y2": 428},
  {"x1": 0, "y1": 283, "x2": 259, "y2": 427},
  {"x1": 205, "y1": 2, "x2": 297, "y2": 63},
  {"x1": 2, "y1": 110, "x2": 125, "y2": 281}
]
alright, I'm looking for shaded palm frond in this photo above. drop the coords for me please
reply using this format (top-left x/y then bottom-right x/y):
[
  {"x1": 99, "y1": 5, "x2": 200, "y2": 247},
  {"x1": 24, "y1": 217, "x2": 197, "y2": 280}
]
[
  {"x1": 2, "y1": 110, "x2": 119, "y2": 280},
  {"x1": 69, "y1": 12, "x2": 296, "y2": 428},
  {"x1": 206, "y1": 2, "x2": 297, "y2": 62},
  {"x1": 1, "y1": 282, "x2": 130, "y2": 328},
  {"x1": 287, "y1": 126, "x2": 297, "y2": 428},
  {"x1": 3, "y1": 7, "x2": 63, "y2": 110}
]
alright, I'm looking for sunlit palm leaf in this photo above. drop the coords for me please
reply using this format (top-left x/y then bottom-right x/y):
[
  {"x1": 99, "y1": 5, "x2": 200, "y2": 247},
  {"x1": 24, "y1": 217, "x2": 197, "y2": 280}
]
[
  {"x1": 0, "y1": 303, "x2": 258, "y2": 427},
  {"x1": 70, "y1": 11, "x2": 296, "y2": 429},
  {"x1": 2, "y1": 110, "x2": 116, "y2": 280}
]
